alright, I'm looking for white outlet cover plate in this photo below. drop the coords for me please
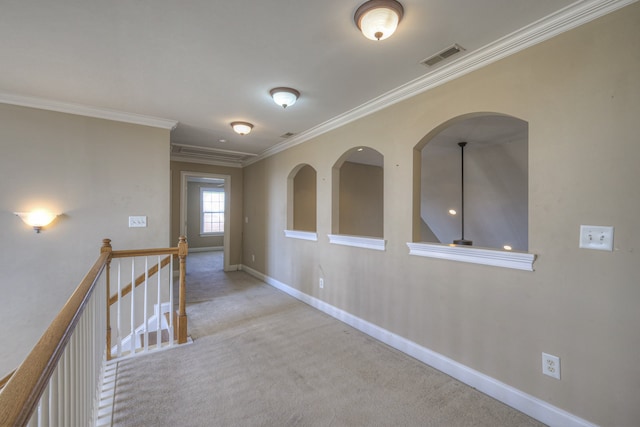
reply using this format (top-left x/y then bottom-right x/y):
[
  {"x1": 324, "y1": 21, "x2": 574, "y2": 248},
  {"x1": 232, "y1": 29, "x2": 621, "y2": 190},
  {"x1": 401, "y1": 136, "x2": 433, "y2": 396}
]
[
  {"x1": 128, "y1": 216, "x2": 147, "y2": 228},
  {"x1": 579, "y1": 225, "x2": 613, "y2": 251},
  {"x1": 542, "y1": 352, "x2": 561, "y2": 380}
]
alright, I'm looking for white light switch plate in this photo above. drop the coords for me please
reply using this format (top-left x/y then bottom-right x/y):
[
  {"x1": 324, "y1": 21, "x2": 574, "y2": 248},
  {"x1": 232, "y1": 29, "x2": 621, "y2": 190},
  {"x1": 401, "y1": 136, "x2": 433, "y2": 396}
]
[
  {"x1": 579, "y1": 225, "x2": 613, "y2": 251},
  {"x1": 129, "y1": 216, "x2": 147, "y2": 228}
]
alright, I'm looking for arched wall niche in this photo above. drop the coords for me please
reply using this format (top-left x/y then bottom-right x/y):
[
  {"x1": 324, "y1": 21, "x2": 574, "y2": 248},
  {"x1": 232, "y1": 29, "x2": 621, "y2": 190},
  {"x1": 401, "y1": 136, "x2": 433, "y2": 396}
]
[
  {"x1": 287, "y1": 163, "x2": 317, "y2": 232},
  {"x1": 331, "y1": 147, "x2": 384, "y2": 238},
  {"x1": 413, "y1": 112, "x2": 528, "y2": 251}
]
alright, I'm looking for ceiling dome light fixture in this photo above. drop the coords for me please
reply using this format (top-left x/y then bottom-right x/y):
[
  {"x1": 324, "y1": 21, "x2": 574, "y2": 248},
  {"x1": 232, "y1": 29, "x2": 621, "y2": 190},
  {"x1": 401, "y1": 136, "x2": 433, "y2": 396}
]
[
  {"x1": 354, "y1": 0, "x2": 404, "y2": 41},
  {"x1": 230, "y1": 121, "x2": 253, "y2": 135},
  {"x1": 270, "y1": 87, "x2": 300, "y2": 109}
]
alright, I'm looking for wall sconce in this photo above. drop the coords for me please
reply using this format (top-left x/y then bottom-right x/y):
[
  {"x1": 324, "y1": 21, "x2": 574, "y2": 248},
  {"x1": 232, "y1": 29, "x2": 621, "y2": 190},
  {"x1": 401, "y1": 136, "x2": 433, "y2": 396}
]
[
  {"x1": 230, "y1": 121, "x2": 253, "y2": 135},
  {"x1": 354, "y1": 0, "x2": 404, "y2": 41},
  {"x1": 15, "y1": 210, "x2": 59, "y2": 233}
]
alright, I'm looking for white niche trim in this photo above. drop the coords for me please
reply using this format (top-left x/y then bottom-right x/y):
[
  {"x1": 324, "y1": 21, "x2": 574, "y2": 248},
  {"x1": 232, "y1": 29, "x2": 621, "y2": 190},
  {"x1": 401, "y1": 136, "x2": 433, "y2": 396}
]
[
  {"x1": 328, "y1": 234, "x2": 386, "y2": 251},
  {"x1": 284, "y1": 230, "x2": 318, "y2": 241},
  {"x1": 407, "y1": 242, "x2": 535, "y2": 271}
]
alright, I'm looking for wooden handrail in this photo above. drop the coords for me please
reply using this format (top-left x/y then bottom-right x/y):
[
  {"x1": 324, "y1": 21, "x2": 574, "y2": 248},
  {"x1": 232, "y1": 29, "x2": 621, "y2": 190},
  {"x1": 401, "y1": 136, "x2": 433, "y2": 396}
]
[
  {"x1": 0, "y1": 245, "x2": 111, "y2": 426},
  {"x1": 105, "y1": 236, "x2": 189, "y2": 359},
  {"x1": 108, "y1": 255, "x2": 172, "y2": 306},
  {"x1": 110, "y1": 247, "x2": 179, "y2": 258},
  {"x1": 0, "y1": 370, "x2": 15, "y2": 391},
  {"x1": 0, "y1": 238, "x2": 189, "y2": 424}
]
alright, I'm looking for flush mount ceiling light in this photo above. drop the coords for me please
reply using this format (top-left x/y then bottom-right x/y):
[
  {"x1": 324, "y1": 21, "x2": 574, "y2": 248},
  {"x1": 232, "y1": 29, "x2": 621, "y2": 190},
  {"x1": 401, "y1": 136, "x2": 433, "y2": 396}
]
[
  {"x1": 354, "y1": 0, "x2": 404, "y2": 41},
  {"x1": 230, "y1": 121, "x2": 253, "y2": 135},
  {"x1": 270, "y1": 87, "x2": 300, "y2": 109}
]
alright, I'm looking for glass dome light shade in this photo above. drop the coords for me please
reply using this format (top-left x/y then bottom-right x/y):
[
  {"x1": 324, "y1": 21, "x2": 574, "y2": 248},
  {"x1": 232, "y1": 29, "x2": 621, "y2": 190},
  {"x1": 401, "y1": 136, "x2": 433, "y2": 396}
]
[
  {"x1": 230, "y1": 121, "x2": 253, "y2": 135},
  {"x1": 270, "y1": 87, "x2": 300, "y2": 108},
  {"x1": 355, "y1": 0, "x2": 404, "y2": 41}
]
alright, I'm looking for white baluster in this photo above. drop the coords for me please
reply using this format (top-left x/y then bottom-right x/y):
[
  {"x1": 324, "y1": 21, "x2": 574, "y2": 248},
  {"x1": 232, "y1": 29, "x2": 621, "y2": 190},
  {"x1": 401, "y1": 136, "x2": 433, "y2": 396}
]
[
  {"x1": 169, "y1": 255, "x2": 174, "y2": 346},
  {"x1": 70, "y1": 330, "x2": 76, "y2": 427},
  {"x1": 27, "y1": 407, "x2": 38, "y2": 427},
  {"x1": 39, "y1": 379, "x2": 49, "y2": 427},
  {"x1": 50, "y1": 364, "x2": 59, "y2": 427},
  {"x1": 157, "y1": 255, "x2": 162, "y2": 348},
  {"x1": 144, "y1": 257, "x2": 149, "y2": 353},
  {"x1": 130, "y1": 258, "x2": 136, "y2": 355},
  {"x1": 117, "y1": 260, "x2": 122, "y2": 357}
]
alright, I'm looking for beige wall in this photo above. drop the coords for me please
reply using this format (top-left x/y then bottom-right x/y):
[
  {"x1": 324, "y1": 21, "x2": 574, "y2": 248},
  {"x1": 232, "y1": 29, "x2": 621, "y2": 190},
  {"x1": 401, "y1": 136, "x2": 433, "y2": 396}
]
[
  {"x1": 338, "y1": 161, "x2": 384, "y2": 237},
  {"x1": 170, "y1": 161, "x2": 243, "y2": 266},
  {"x1": 0, "y1": 104, "x2": 171, "y2": 376},
  {"x1": 241, "y1": 4, "x2": 640, "y2": 426},
  {"x1": 293, "y1": 165, "x2": 317, "y2": 232}
]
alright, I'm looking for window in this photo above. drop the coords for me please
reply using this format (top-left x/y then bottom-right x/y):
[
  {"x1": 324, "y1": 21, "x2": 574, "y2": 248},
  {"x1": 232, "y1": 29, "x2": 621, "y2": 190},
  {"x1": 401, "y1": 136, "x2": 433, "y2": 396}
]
[{"x1": 201, "y1": 188, "x2": 224, "y2": 235}]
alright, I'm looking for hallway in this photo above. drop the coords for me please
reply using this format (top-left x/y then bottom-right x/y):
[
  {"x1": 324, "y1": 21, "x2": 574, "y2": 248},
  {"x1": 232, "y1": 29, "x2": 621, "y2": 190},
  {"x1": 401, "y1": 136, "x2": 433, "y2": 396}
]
[{"x1": 110, "y1": 252, "x2": 543, "y2": 426}]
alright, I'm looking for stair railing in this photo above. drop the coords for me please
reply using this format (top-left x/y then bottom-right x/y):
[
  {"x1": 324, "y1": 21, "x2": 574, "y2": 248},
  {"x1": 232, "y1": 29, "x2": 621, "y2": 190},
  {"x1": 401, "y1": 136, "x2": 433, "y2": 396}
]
[
  {"x1": 107, "y1": 236, "x2": 189, "y2": 360},
  {"x1": 0, "y1": 237, "x2": 188, "y2": 426}
]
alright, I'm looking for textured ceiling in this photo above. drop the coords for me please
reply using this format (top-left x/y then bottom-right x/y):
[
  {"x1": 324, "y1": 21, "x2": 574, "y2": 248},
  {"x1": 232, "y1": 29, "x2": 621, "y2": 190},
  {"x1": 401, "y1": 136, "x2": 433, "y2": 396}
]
[{"x1": 0, "y1": 0, "x2": 593, "y2": 161}]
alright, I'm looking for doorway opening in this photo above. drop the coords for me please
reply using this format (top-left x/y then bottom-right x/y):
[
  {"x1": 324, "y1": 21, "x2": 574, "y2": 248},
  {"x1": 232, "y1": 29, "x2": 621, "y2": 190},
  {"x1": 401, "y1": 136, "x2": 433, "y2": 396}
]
[{"x1": 180, "y1": 171, "x2": 232, "y2": 271}]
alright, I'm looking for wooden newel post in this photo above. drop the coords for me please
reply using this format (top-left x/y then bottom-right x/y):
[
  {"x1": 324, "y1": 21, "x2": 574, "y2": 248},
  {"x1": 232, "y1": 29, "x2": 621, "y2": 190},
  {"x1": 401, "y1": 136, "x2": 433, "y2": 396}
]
[
  {"x1": 177, "y1": 236, "x2": 188, "y2": 344},
  {"x1": 101, "y1": 239, "x2": 113, "y2": 360}
]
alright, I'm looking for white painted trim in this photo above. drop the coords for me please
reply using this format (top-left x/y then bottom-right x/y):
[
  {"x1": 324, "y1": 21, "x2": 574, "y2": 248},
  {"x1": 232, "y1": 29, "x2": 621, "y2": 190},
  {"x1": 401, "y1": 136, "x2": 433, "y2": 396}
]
[
  {"x1": 243, "y1": 0, "x2": 636, "y2": 167},
  {"x1": 284, "y1": 230, "x2": 318, "y2": 241},
  {"x1": 240, "y1": 264, "x2": 597, "y2": 427},
  {"x1": 407, "y1": 242, "x2": 536, "y2": 271},
  {"x1": 180, "y1": 172, "x2": 232, "y2": 272},
  {"x1": 225, "y1": 264, "x2": 241, "y2": 272},
  {"x1": 170, "y1": 154, "x2": 243, "y2": 168},
  {"x1": 328, "y1": 234, "x2": 386, "y2": 251},
  {"x1": 189, "y1": 246, "x2": 224, "y2": 253},
  {"x1": 0, "y1": 92, "x2": 178, "y2": 130}
]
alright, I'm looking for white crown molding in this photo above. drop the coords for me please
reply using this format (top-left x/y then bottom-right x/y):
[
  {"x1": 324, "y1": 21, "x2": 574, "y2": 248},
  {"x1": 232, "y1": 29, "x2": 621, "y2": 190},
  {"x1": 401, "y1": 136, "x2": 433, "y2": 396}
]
[
  {"x1": 0, "y1": 92, "x2": 178, "y2": 130},
  {"x1": 407, "y1": 242, "x2": 536, "y2": 271},
  {"x1": 170, "y1": 154, "x2": 243, "y2": 168},
  {"x1": 328, "y1": 234, "x2": 386, "y2": 251},
  {"x1": 284, "y1": 230, "x2": 318, "y2": 241},
  {"x1": 240, "y1": 264, "x2": 597, "y2": 427},
  {"x1": 244, "y1": 0, "x2": 636, "y2": 167}
]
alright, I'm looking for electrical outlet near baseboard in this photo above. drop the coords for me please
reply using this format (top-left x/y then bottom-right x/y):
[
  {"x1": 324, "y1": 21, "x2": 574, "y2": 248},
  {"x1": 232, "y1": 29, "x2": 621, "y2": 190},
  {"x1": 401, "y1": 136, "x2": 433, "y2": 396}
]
[{"x1": 542, "y1": 353, "x2": 560, "y2": 379}]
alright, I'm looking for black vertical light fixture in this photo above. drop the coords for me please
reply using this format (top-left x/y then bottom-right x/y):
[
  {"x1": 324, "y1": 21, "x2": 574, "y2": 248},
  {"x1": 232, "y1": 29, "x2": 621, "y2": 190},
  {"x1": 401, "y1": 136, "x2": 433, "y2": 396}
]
[{"x1": 453, "y1": 142, "x2": 472, "y2": 245}]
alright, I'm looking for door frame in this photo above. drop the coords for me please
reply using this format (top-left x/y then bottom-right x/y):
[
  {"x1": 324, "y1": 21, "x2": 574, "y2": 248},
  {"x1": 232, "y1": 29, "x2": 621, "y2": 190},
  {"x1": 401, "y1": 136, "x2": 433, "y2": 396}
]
[{"x1": 180, "y1": 171, "x2": 232, "y2": 271}]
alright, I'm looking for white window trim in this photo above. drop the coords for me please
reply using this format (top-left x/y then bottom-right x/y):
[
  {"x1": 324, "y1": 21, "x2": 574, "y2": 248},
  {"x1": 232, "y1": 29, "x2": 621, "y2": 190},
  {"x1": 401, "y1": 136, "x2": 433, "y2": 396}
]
[
  {"x1": 328, "y1": 234, "x2": 386, "y2": 251},
  {"x1": 406, "y1": 242, "x2": 535, "y2": 271},
  {"x1": 284, "y1": 230, "x2": 318, "y2": 241},
  {"x1": 200, "y1": 187, "x2": 224, "y2": 236}
]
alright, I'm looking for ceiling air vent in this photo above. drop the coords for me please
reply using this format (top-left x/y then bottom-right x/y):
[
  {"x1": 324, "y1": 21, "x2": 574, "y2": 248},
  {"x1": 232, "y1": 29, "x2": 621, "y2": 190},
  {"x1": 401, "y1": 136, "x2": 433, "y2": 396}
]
[
  {"x1": 421, "y1": 44, "x2": 465, "y2": 67},
  {"x1": 280, "y1": 132, "x2": 295, "y2": 138}
]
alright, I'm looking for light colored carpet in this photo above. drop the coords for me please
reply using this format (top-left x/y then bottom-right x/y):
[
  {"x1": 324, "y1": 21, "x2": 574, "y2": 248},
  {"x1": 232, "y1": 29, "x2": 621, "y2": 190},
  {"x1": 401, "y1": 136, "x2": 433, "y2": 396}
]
[{"x1": 111, "y1": 252, "x2": 544, "y2": 427}]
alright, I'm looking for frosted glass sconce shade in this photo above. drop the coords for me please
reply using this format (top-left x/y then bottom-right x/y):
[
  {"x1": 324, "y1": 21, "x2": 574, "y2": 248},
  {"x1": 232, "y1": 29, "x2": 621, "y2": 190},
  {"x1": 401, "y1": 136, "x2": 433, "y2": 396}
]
[{"x1": 15, "y1": 210, "x2": 59, "y2": 233}]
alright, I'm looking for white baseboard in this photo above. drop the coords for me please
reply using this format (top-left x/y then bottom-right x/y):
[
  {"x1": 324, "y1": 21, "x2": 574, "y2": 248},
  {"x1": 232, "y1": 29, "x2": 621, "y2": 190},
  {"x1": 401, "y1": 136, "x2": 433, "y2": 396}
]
[{"x1": 240, "y1": 264, "x2": 597, "y2": 427}]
